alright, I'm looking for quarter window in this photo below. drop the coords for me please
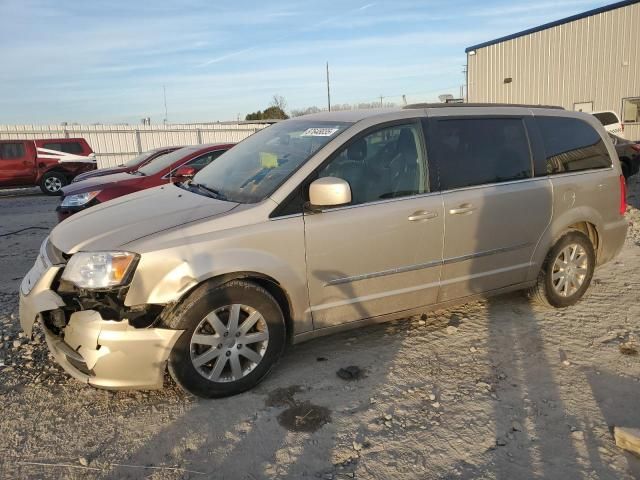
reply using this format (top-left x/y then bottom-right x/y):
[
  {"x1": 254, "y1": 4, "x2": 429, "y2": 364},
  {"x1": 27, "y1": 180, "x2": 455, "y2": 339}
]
[
  {"x1": 433, "y1": 118, "x2": 532, "y2": 190},
  {"x1": 592, "y1": 112, "x2": 619, "y2": 126},
  {"x1": 0, "y1": 143, "x2": 25, "y2": 160},
  {"x1": 43, "y1": 142, "x2": 84, "y2": 154},
  {"x1": 317, "y1": 123, "x2": 427, "y2": 205},
  {"x1": 537, "y1": 117, "x2": 612, "y2": 174},
  {"x1": 622, "y1": 98, "x2": 640, "y2": 123}
]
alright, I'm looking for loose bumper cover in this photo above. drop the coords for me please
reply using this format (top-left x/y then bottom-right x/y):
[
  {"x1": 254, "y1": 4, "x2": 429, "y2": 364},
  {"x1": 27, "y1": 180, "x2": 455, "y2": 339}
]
[{"x1": 19, "y1": 259, "x2": 183, "y2": 390}]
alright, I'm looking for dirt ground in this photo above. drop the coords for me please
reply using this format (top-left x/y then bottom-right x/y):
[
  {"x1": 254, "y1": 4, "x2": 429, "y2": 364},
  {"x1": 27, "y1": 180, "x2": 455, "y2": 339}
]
[{"x1": 0, "y1": 181, "x2": 639, "y2": 480}]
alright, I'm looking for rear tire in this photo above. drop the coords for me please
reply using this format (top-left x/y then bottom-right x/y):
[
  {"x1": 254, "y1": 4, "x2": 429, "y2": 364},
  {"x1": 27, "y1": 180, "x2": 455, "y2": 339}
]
[
  {"x1": 528, "y1": 231, "x2": 595, "y2": 308},
  {"x1": 39, "y1": 171, "x2": 67, "y2": 195},
  {"x1": 166, "y1": 280, "x2": 286, "y2": 398}
]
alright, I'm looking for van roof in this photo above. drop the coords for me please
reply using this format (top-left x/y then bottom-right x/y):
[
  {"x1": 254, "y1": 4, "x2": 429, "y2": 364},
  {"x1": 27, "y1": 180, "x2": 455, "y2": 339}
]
[
  {"x1": 404, "y1": 103, "x2": 564, "y2": 110},
  {"x1": 294, "y1": 103, "x2": 565, "y2": 123}
]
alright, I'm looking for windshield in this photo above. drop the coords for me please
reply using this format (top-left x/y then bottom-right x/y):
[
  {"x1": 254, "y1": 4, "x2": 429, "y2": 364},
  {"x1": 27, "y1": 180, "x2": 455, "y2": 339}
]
[
  {"x1": 137, "y1": 147, "x2": 192, "y2": 176},
  {"x1": 123, "y1": 150, "x2": 161, "y2": 168},
  {"x1": 193, "y1": 120, "x2": 350, "y2": 203}
]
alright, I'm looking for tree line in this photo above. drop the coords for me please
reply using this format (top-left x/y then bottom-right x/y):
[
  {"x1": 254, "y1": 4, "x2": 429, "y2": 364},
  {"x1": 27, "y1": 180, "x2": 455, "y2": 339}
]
[{"x1": 245, "y1": 95, "x2": 397, "y2": 121}]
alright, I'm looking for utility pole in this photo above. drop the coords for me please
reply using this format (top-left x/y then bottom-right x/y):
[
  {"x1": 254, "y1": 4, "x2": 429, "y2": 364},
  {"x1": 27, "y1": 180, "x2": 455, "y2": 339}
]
[
  {"x1": 462, "y1": 64, "x2": 468, "y2": 103},
  {"x1": 326, "y1": 62, "x2": 331, "y2": 112},
  {"x1": 163, "y1": 85, "x2": 169, "y2": 124},
  {"x1": 379, "y1": 95, "x2": 383, "y2": 107}
]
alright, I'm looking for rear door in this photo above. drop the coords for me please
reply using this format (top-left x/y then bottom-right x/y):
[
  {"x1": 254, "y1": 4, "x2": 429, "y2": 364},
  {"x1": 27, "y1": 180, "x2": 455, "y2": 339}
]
[
  {"x1": 0, "y1": 141, "x2": 34, "y2": 186},
  {"x1": 426, "y1": 115, "x2": 552, "y2": 302},
  {"x1": 303, "y1": 121, "x2": 444, "y2": 328}
]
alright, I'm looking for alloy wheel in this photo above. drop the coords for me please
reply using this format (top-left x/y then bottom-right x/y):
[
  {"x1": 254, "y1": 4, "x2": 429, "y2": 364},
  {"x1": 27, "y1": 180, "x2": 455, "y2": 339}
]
[
  {"x1": 190, "y1": 304, "x2": 269, "y2": 382},
  {"x1": 551, "y1": 243, "x2": 588, "y2": 297},
  {"x1": 45, "y1": 177, "x2": 63, "y2": 192}
]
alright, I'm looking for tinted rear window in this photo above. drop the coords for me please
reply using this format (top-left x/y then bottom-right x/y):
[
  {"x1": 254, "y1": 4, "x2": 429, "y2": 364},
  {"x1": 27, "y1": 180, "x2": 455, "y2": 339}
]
[
  {"x1": 432, "y1": 118, "x2": 532, "y2": 190},
  {"x1": 43, "y1": 142, "x2": 84, "y2": 154},
  {"x1": 537, "y1": 117, "x2": 612, "y2": 174},
  {"x1": 592, "y1": 112, "x2": 619, "y2": 126},
  {"x1": 0, "y1": 143, "x2": 25, "y2": 160}
]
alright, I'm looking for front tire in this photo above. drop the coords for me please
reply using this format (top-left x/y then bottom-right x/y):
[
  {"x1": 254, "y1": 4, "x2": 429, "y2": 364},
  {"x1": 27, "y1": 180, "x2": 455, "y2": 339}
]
[
  {"x1": 39, "y1": 171, "x2": 67, "y2": 195},
  {"x1": 528, "y1": 231, "x2": 595, "y2": 308},
  {"x1": 166, "y1": 280, "x2": 286, "y2": 398}
]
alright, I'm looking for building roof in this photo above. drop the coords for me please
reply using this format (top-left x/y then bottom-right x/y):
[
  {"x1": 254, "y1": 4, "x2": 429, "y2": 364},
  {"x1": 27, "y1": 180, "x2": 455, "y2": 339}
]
[{"x1": 465, "y1": 0, "x2": 639, "y2": 53}]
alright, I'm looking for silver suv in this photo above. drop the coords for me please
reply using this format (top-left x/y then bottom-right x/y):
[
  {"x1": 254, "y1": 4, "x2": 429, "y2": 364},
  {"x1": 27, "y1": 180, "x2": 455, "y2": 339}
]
[{"x1": 19, "y1": 105, "x2": 628, "y2": 397}]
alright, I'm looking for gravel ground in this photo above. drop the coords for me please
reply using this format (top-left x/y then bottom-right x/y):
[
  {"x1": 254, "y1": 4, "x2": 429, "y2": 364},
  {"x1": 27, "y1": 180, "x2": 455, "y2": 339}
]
[{"x1": 0, "y1": 182, "x2": 639, "y2": 480}]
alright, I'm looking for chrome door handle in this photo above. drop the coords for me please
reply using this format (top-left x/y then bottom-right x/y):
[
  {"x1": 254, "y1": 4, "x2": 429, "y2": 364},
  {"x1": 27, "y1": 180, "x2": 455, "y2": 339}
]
[
  {"x1": 449, "y1": 203, "x2": 476, "y2": 215},
  {"x1": 408, "y1": 210, "x2": 438, "y2": 221}
]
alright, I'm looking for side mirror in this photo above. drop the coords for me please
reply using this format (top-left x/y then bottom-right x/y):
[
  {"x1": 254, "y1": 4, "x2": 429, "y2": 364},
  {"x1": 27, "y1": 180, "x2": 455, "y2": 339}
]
[
  {"x1": 308, "y1": 177, "x2": 351, "y2": 209},
  {"x1": 173, "y1": 166, "x2": 196, "y2": 180}
]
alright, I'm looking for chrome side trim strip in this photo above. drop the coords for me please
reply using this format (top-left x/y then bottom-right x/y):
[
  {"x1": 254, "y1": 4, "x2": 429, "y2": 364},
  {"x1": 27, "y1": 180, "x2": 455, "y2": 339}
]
[
  {"x1": 439, "y1": 262, "x2": 532, "y2": 286},
  {"x1": 324, "y1": 242, "x2": 532, "y2": 286},
  {"x1": 312, "y1": 279, "x2": 440, "y2": 312},
  {"x1": 442, "y1": 242, "x2": 532, "y2": 265},
  {"x1": 325, "y1": 259, "x2": 442, "y2": 286}
]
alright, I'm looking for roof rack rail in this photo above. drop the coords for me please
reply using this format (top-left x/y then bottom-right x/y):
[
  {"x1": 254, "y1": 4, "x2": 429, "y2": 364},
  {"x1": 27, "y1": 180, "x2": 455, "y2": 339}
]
[{"x1": 403, "y1": 102, "x2": 565, "y2": 110}]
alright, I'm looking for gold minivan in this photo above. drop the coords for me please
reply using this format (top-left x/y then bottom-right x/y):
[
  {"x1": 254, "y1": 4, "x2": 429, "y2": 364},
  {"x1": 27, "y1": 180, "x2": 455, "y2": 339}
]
[{"x1": 20, "y1": 105, "x2": 628, "y2": 397}]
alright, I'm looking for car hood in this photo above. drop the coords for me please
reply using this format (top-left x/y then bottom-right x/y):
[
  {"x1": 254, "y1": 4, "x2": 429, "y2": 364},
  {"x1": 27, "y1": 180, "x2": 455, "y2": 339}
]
[
  {"x1": 50, "y1": 184, "x2": 239, "y2": 253},
  {"x1": 62, "y1": 172, "x2": 140, "y2": 196},
  {"x1": 73, "y1": 166, "x2": 127, "y2": 182}
]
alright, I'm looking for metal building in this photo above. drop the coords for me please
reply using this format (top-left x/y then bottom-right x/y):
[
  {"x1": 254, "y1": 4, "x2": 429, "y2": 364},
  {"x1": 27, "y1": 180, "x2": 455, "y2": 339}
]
[{"x1": 466, "y1": 0, "x2": 640, "y2": 139}]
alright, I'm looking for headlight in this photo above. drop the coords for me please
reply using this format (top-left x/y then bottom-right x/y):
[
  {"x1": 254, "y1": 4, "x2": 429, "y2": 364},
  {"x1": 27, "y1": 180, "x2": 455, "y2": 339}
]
[
  {"x1": 61, "y1": 251, "x2": 138, "y2": 289},
  {"x1": 60, "y1": 191, "x2": 101, "y2": 207}
]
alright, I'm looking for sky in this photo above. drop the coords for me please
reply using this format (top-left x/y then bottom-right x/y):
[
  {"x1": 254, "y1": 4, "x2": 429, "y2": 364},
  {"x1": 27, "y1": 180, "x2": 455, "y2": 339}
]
[{"x1": 0, "y1": 0, "x2": 611, "y2": 124}]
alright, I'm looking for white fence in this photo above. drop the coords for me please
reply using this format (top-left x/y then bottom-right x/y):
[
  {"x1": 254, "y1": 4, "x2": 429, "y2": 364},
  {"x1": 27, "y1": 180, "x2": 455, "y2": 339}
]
[{"x1": 0, "y1": 123, "x2": 269, "y2": 168}]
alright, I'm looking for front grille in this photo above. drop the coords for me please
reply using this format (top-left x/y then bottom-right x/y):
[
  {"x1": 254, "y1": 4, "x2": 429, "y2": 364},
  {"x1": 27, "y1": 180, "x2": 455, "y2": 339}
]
[{"x1": 45, "y1": 239, "x2": 66, "y2": 265}]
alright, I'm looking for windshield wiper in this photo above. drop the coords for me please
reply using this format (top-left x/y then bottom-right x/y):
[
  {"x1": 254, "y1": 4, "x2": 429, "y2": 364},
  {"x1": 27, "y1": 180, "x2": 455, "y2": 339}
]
[{"x1": 188, "y1": 181, "x2": 228, "y2": 201}]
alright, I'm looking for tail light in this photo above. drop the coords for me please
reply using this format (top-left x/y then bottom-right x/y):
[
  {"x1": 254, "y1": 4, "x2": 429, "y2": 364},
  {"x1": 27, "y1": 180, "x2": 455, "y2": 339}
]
[
  {"x1": 619, "y1": 175, "x2": 627, "y2": 215},
  {"x1": 631, "y1": 144, "x2": 640, "y2": 153}
]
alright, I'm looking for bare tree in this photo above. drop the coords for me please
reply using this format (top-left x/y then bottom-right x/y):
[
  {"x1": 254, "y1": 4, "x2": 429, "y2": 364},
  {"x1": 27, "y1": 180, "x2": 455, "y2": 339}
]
[
  {"x1": 290, "y1": 100, "x2": 397, "y2": 117},
  {"x1": 291, "y1": 105, "x2": 322, "y2": 117},
  {"x1": 271, "y1": 95, "x2": 288, "y2": 112}
]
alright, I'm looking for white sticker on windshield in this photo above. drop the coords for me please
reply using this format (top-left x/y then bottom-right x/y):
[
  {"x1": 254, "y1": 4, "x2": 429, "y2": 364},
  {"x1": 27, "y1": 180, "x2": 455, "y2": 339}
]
[{"x1": 301, "y1": 127, "x2": 339, "y2": 137}]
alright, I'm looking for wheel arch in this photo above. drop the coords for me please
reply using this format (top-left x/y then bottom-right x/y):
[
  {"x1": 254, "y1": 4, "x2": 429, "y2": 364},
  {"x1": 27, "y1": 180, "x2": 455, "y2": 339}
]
[
  {"x1": 160, "y1": 271, "x2": 296, "y2": 344},
  {"x1": 37, "y1": 167, "x2": 70, "y2": 183},
  {"x1": 529, "y1": 211, "x2": 603, "y2": 282},
  {"x1": 561, "y1": 221, "x2": 599, "y2": 258}
]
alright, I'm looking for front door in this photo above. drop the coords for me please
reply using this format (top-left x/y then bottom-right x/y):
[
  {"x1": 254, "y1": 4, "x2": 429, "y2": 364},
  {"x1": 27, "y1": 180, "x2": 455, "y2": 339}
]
[
  {"x1": 429, "y1": 117, "x2": 552, "y2": 302},
  {"x1": 303, "y1": 122, "x2": 444, "y2": 329},
  {"x1": 0, "y1": 142, "x2": 34, "y2": 186}
]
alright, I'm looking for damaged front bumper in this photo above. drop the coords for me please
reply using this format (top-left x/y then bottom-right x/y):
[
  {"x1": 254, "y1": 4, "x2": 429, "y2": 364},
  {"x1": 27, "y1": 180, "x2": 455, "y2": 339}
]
[{"x1": 19, "y1": 251, "x2": 183, "y2": 390}]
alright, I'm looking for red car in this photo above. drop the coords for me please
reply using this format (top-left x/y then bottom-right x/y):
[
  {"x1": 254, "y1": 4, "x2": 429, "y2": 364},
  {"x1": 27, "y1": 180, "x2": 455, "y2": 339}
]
[
  {"x1": 72, "y1": 146, "x2": 180, "y2": 183},
  {"x1": 56, "y1": 143, "x2": 233, "y2": 222},
  {"x1": 0, "y1": 138, "x2": 95, "y2": 194}
]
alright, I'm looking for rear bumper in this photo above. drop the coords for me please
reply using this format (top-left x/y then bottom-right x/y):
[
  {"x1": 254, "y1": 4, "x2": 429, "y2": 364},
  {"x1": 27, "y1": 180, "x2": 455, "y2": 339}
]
[{"x1": 599, "y1": 217, "x2": 628, "y2": 265}]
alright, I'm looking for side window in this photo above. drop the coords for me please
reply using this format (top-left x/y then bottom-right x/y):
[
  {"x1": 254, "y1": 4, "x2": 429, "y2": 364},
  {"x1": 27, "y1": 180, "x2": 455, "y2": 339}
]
[
  {"x1": 0, "y1": 143, "x2": 25, "y2": 160},
  {"x1": 184, "y1": 149, "x2": 226, "y2": 172},
  {"x1": 317, "y1": 123, "x2": 427, "y2": 205},
  {"x1": 43, "y1": 143, "x2": 62, "y2": 152},
  {"x1": 61, "y1": 142, "x2": 83, "y2": 154},
  {"x1": 433, "y1": 118, "x2": 532, "y2": 190},
  {"x1": 537, "y1": 117, "x2": 612, "y2": 174},
  {"x1": 43, "y1": 142, "x2": 83, "y2": 154}
]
